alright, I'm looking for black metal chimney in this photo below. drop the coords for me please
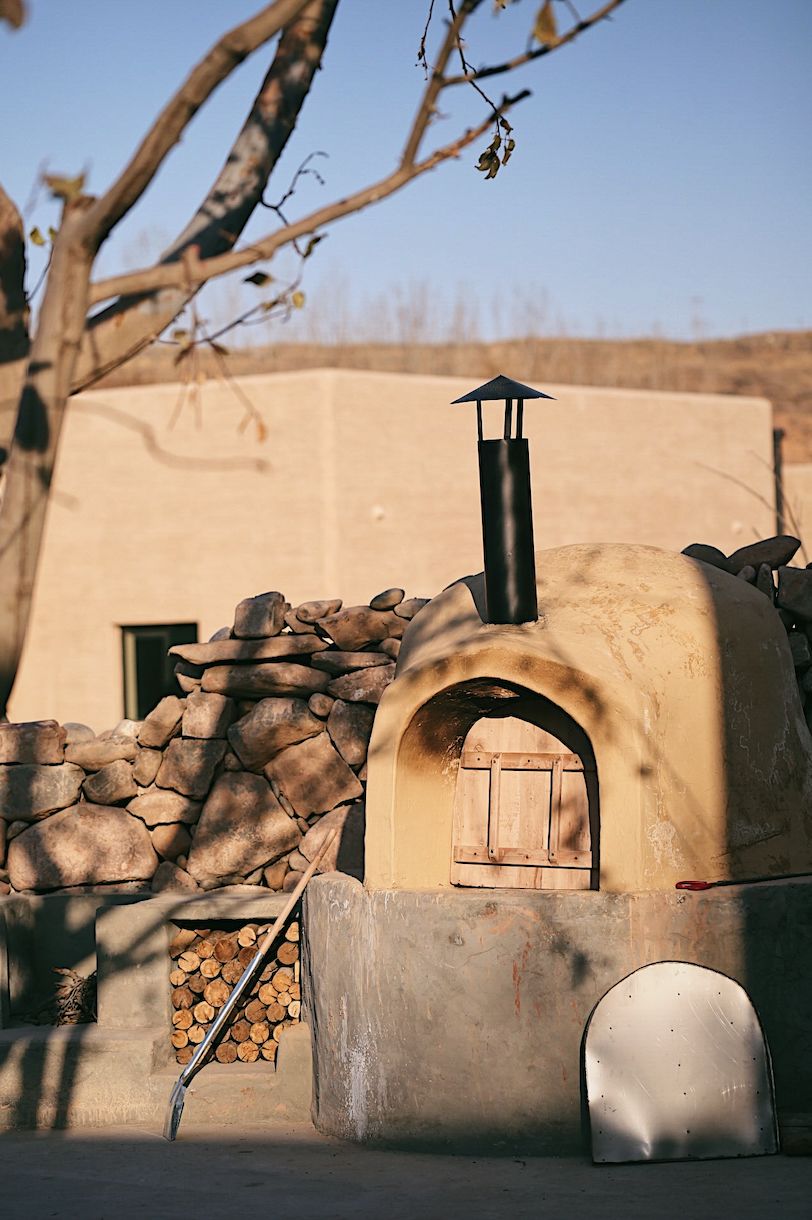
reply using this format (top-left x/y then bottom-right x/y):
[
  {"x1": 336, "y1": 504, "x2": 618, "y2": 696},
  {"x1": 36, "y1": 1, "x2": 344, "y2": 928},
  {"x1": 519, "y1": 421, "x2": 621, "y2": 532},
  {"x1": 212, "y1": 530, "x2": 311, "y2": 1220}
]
[{"x1": 451, "y1": 374, "x2": 554, "y2": 625}]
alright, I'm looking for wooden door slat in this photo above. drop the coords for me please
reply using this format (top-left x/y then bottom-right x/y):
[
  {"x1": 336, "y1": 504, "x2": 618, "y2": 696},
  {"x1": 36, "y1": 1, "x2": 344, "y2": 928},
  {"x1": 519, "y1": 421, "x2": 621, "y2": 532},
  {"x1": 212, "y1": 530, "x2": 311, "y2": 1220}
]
[
  {"x1": 461, "y1": 750, "x2": 590, "y2": 772},
  {"x1": 487, "y1": 754, "x2": 503, "y2": 862}
]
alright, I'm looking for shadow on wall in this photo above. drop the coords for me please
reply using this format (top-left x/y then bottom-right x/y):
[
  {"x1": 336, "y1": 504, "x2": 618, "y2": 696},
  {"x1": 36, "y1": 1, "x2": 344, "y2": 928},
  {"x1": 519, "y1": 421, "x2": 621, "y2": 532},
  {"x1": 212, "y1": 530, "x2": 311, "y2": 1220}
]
[{"x1": 0, "y1": 892, "x2": 165, "y2": 1130}]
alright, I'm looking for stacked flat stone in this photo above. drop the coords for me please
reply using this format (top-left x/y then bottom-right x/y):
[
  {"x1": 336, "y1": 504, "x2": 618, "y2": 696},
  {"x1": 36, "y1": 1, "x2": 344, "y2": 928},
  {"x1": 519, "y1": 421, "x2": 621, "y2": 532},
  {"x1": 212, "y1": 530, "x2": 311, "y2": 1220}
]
[
  {"x1": 682, "y1": 533, "x2": 812, "y2": 730},
  {"x1": 0, "y1": 588, "x2": 428, "y2": 895}
]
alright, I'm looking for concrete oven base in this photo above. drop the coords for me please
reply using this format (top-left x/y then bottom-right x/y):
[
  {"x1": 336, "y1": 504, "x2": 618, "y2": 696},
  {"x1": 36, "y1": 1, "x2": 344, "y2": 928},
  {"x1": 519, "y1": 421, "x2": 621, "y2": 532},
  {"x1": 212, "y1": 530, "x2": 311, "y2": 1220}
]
[
  {"x1": 303, "y1": 875, "x2": 812, "y2": 1153},
  {"x1": 0, "y1": 889, "x2": 313, "y2": 1132},
  {"x1": 0, "y1": 1024, "x2": 313, "y2": 1132}
]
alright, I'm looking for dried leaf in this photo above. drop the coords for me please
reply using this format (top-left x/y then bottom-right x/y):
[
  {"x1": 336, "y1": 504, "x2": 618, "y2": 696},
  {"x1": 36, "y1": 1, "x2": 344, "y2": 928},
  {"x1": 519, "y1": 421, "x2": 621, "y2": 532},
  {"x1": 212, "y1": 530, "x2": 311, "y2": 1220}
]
[
  {"x1": 29, "y1": 226, "x2": 46, "y2": 247},
  {"x1": 172, "y1": 328, "x2": 191, "y2": 345},
  {"x1": 291, "y1": 290, "x2": 305, "y2": 309},
  {"x1": 303, "y1": 234, "x2": 324, "y2": 259},
  {"x1": 209, "y1": 341, "x2": 229, "y2": 357},
  {"x1": 533, "y1": 0, "x2": 558, "y2": 45},
  {"x1": 43, "y1": 172, "x2": 86, "y2": 203}
]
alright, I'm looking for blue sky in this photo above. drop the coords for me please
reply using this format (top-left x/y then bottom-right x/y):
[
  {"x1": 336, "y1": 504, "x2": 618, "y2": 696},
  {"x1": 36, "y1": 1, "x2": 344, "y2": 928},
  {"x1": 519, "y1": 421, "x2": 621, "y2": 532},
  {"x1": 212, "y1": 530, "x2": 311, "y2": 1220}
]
[{"x1": 2, "y1": 0, "x2": 811, "y2": 341}]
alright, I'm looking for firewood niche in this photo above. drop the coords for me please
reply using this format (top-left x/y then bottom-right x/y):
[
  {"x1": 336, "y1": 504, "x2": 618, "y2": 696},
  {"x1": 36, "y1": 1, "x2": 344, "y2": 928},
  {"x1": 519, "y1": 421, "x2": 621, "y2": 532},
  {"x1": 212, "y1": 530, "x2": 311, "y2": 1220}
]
[{"x1": 168, "y1": 920, "x2": 300, "y2": 1064}]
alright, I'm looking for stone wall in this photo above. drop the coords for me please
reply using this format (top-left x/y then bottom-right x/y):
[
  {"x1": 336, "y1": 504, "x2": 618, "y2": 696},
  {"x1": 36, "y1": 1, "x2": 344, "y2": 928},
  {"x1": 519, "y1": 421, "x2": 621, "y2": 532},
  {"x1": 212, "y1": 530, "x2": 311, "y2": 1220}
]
[{"x1": 0, "y1": 588, "x2": 426, "y2": 897}]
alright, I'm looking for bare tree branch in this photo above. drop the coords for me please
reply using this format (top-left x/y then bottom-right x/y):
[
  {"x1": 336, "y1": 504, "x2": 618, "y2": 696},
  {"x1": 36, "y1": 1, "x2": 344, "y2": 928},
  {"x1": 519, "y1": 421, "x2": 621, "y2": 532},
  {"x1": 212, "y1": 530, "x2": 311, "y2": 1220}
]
[
  {"x1": 0, "y1": 0, "x2": 25, "y2": 30},
  {"x1": 83, "y1": 0, "x2": 311, "y2": 245},
  {"x1": 444, "y1": 0, "x2": 626, "y2": 86},
  {"x1": 89, "y1": 88, "x2": 531, "y2": 306},
  {"x1": 74, "y1": 0, "x2": 338, "y2": 391},
  {"x1": 0, "y1": 184, "x2": 29, "y2": 463}
]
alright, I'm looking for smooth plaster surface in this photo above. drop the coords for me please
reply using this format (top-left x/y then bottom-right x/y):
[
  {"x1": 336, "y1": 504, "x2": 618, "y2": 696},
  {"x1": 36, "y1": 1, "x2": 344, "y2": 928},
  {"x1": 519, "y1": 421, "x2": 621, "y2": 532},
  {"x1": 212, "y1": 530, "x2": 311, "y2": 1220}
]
[
  {"x1": 365, "y1": 544, "x2": 812, "y2": 892},
  {"x1": 303, "y1": 874, "x2": 812, "y2": 1152},
  {"x1": 10, "y1": 369, "x2": 776, "y2": 728},
  {"x1": 783, "y1": 463, "x2": 812, "y2": 557}
]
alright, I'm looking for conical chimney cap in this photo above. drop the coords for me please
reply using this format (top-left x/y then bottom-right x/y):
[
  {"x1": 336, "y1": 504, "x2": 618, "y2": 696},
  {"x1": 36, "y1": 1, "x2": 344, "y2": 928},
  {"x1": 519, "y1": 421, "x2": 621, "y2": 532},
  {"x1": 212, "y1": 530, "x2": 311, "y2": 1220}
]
[{"x1": 450, "y1": 374, "x2": 555, "y2": 404}]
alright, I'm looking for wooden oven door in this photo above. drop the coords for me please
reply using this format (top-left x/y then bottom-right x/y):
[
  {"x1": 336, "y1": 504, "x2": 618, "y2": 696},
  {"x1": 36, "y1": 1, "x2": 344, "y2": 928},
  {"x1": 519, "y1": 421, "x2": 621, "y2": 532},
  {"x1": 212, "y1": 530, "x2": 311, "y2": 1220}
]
[{"x1": 451, "y1": 714, "x2": 596, "y2": 890}]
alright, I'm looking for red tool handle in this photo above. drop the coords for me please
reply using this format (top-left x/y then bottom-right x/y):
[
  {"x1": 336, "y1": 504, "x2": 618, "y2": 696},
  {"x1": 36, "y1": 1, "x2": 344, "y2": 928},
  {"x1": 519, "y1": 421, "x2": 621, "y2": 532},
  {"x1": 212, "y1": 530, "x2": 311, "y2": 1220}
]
[{"x1": 675, "y1": 880, "x2": 712, "y2": 890}]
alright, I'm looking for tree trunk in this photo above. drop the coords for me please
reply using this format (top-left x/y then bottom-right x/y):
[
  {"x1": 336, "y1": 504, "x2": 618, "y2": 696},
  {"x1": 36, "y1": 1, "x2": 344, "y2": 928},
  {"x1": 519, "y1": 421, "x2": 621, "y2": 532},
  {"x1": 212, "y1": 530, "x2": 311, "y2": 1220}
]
[
  {"x1": 0, "y1": 185, "x2": 28, "y2": 486},
  {"x1": 0, "y1": 203, "x2": 94, "y2": 717}
]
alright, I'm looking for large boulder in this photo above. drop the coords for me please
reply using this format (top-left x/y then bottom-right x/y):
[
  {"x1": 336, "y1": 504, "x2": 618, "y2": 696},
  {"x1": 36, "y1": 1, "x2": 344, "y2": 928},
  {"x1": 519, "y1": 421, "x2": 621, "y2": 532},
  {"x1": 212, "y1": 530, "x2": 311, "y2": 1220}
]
[
  {"x1": 327, "y1": 664, "x2": 396, "y2": 705},
  {"x1": 132, "y1": 748, "x2": 162, "y2": 787},
  {"x1": 327, "y1": 701, "x2": 375, "y2": 768},
  {"x1": 300, "y1": 803, "x2": 365, "y2": 878},
  {"x1": 311, "y1": 651, "x2": 391, "y2": 676},
  {"x1": 369, "y1": 588, "x2": 404, "y2": 611},
  {"x1": 65, "y1": 736, "x2": 138, "y2": 771},
  {"x1": 233, "y1": 591, "x2": 286, "y2": 639},
  {"x1": 63, "y1": 723, "x2": 95, "y2": 745},
  {"x1": 681, "y1": 543, "x2": 732, "y2": 573},
  {"x1": 318, "y1": 607, "x2": 404, "y2": 651},
  {"x1": 227, "y1": 698, "x2": 323, "y2": 771},
  {"x1": 155, "y1": 739, "x2": 227, "y2": 799},
  {"x1": 728, "y1": 534, "x2": 801, "y2": 573},
  {"x1": 127, "y1": 788, "x2": 201, "y2": 827},
  {"x1": 149, "y1": 822, "x2": 192, "y2": 860},
  {"x1": 181, "y1": 691, "x2": 237, "y2": 739},
  {"x1": 0, "y1": 720, "x2": 65, "y2": 765},
  {"x1": 201, "y1": 662, "x2": 329, "y2": 699},
  {"x1": 264, "y1": 733, "x2": 363, "y2": 816},
  {"x1": 394, "y1": 597, "x2": 429, "y2": 620},
  {"x1": 0, "y1": 762, "x2": 85, "y2": 821},
  {"x1": 82, "y1": 759, "x2": 137, "y2": 805},
  {"x1": 295, "y1": 598, "x2": 341, "y2": 624},
  {"x1": 186, "y1": 772, "x2": 301, "y2": 883},
  {"x1": 7, "y1": 804, "x2": 157, "y2": 891},
  {"x1": 170, "y1": 635, "x2": 328, "y2": 666},
  {"x1": 137, "y1": 696, "x2": 185, "y2": 749},
  {"x1": 777, "y1": 566, "x2": 812, "y2": 622},
  {"x1": 151, "y1": 861, "x2": 201, "y2": 893}
]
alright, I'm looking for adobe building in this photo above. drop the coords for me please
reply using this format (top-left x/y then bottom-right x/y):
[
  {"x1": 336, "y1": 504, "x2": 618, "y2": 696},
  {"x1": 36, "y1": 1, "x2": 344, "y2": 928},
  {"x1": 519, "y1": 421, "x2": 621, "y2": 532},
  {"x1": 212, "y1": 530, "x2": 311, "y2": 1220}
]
[{"x1": 10, "y1": 369, "x2": 779, "y2": 730}]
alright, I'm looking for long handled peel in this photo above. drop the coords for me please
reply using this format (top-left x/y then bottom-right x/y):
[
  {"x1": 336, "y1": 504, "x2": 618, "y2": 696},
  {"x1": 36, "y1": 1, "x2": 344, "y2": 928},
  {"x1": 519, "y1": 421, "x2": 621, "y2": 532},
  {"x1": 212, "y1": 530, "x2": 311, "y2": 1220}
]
[{"x1": 163, "y1": 827, "x2": 338, "y2": 1141}]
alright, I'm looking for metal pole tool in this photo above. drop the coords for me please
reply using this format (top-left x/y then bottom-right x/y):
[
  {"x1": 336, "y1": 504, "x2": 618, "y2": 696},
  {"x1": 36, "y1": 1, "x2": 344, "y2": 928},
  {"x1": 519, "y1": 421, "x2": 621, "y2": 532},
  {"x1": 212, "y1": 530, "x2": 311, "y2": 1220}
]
[{"x1": 163, "y1": 827, "x2": 339, "y2": 1141}]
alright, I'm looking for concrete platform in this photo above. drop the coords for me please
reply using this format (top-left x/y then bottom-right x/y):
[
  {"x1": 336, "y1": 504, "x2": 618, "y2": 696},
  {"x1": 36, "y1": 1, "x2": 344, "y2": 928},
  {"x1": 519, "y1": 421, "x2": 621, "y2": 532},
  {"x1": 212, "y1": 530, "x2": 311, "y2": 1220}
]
[
  {"x1": 0, "y1": 1124, "x2": 810, "y2": 1220},
  {"x1": 0, "y1": 1017, "x2": 312, "y2": 1131}
]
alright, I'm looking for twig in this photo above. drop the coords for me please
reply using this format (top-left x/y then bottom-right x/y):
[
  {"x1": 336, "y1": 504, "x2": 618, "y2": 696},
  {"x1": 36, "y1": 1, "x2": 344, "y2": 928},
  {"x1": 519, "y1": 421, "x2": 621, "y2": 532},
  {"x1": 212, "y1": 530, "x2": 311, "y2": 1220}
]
[
  {"x1": 416, "y1": 0, "x2": 437, "y2": 75},
  {"x1": 444, "y1": 0, "x2": 625, "y2": 86},
  {"x1": 90, "y1": 88, "x2": 530, "y2": 305}
]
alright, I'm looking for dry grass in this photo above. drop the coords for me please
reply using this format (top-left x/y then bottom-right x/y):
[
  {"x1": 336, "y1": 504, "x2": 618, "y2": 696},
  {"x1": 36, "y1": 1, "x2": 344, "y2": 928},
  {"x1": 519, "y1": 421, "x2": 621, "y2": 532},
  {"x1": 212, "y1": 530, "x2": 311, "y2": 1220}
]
[{"x1": 96, "y1": 329, "x2": 812, "y2": 462}]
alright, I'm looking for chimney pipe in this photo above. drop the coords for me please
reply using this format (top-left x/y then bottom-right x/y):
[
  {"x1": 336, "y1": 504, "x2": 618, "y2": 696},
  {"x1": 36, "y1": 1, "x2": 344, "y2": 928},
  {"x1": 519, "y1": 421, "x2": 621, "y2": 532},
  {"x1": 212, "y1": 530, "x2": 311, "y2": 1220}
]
[{"x1": 451, "y1": 375, "x2": 554, "y2": 626}]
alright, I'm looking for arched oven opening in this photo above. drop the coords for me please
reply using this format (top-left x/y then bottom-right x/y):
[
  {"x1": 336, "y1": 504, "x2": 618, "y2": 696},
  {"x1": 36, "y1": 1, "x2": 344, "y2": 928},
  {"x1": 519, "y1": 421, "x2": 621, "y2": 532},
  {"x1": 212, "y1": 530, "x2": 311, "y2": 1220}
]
[{"x1": 451, "y1": 691, "x2": 598, "y2": 890}]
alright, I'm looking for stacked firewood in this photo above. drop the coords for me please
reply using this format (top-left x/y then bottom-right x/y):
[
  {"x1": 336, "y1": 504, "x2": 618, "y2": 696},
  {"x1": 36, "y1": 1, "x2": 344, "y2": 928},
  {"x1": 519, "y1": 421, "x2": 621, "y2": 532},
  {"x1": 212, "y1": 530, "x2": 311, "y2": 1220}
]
[{"x1": 168, "y1": 921, "x2": 300, "y2": 1065}]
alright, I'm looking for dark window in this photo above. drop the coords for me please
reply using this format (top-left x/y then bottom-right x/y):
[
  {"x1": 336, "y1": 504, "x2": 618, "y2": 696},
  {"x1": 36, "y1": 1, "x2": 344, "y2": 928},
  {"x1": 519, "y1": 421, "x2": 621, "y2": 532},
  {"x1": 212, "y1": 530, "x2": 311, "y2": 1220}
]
[{"x1": 121, "y1": 623, "x2": 198, "y2": 720}]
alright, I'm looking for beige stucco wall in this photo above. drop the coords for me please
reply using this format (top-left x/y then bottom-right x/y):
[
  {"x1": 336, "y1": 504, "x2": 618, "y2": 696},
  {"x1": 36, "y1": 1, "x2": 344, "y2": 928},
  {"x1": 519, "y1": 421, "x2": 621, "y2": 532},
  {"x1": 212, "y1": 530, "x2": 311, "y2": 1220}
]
[
  {"x1": 783, "y1": 463, "x2": 812, "y2": 559},
  {"x1": 10, "y1": 370, "x2": 775, "y2": 729},
  {"x1": 365, "y1": 544, "x2": 812, "y2": 893}
]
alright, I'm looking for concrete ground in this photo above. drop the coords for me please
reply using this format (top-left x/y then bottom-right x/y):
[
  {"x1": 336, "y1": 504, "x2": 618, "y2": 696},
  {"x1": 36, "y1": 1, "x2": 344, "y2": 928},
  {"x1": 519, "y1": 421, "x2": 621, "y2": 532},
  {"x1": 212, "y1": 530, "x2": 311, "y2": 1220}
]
[{"x1": 0, "y1": 1123, "x2": 809, "y2": 1220}]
